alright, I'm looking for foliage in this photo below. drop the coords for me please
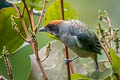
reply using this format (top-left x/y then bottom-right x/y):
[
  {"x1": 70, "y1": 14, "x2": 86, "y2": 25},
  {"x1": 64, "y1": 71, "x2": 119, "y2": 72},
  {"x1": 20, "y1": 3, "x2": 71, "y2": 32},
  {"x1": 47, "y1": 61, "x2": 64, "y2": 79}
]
[
  {"x1": 110, "y1": 49, "x2": 120, "y2": 76},
  {"x1": 43, "y1": 0, "x2": 79, "y2": 25},
  {"x1": 0, "y1": 3, "x2": 28, "y2": 56}
]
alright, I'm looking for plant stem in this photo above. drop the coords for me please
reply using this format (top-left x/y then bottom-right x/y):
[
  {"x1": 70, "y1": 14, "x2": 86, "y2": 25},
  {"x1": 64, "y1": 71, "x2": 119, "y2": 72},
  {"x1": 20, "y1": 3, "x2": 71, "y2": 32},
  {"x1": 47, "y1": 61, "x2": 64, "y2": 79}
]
[
  {"x1": 60, "y1": 0, "x2": 72, "y2": 80},
  {"x1": 64, "y1": 46, "x2": 71, "y2": 80},
  {"x1": 11, "y1": 15, "x2": 29, "y2": 42},
  {"x1": 98, "y1": 23, "x2": 110, "y2": 49},
  {"x1": 29, "y1": 36, "x2": 48, "y2": 80},
  {"x1": 13, "y1": 4, "x2": 31, "y2": 41},
  {"x1": 21, "y1": 5, "x2": 25, "y2": 17},
  {"x1": 106, "y1": 17, "x2": 113, "y2": 48},
  {"x1": 115, "y1": 74, "x2": 120, "y2": 80},
  {"x1": 115, "y1": 39, "x2": 119, "y2": 54},
  {"x1": 22, "y1": 0, "x2": 34, "y2": 31},
  {"x1": 70, "y1": 62, "x2": 75, "y2": 74},
  {"x1": 2, "y1": 47, "x2": 14, "y2": 80},
  {"x1": 13, "y1": 4, "x2": 48, "y2": 80},
  {"x1": 30, "y1": 8, "x2": 35, "y2": 32},
  {"x1": 60, "y1": 0, "x2": 64, "y2": 20},
  {"x1": 97, "y1": 33, "x2": 112, "y2": 65},
  {"x1": 0, "y1": 76, "x2": 8, "y2": 80},
  {"x1": 36, "y1": 0, "x2": 47, "y2": 33}
]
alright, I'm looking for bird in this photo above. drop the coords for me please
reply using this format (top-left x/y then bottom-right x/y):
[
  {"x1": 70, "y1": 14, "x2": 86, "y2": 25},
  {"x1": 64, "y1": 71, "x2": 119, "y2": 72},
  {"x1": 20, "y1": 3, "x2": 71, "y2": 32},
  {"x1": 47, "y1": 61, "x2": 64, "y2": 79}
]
[{"x1": 39, "y1": 20, "x2": 102, "y2": 70}]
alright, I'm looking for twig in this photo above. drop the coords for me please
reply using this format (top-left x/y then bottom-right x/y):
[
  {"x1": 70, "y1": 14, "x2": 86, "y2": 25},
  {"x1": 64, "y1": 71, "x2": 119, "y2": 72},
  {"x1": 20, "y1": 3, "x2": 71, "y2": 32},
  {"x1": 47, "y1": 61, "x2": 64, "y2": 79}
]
[
  {"x1": 36, "y1": 0, "x2": 47, "y2": 33},
  {"x1": 97, "y1": 32, "x2": 112, "y2": 65},
  {"x1": 21, "y1": 5, "x2": 25, "y2": 17},
  {"x1": 69, "y1": 62, "x2": 75, "y2": 74},
  {"x1": 41, "y1": 43, "x2": 51, "y2": 62},
  {"x1": 60, "y1": 0, "x2": 64, "y2": 20},
  {"x1": 98, "y1": 22, "x2": 110, "y2": 49},
  {"x1": 0, "y1": 76, "x2": 8, "y2": 80},
  {"x1": 29, "y1": 8, "x2": 35, "y2": 32},
  {"x1": 13, "y1": 4, "x2": 48, "y2": 80},
  {"x1": 11, "y1": 15, "x2": 29, "y2": 42},
  {"x1": 114, "y1": 74, "x2": 120, "y2": 80},
  {"x1": 103, "y1": 11, "x2": 113, "y2": 48},
  {"x1": 64, "y1": 46, "x2": 71, "y2": 80},
  {"x1": 60, "y1": 0, "x2": 72, "y2": 80},
  {"x1": 2, "y1": 46, "x2": 14, "y2": 80},
  {"x1": 113, "y1": 28, "x2": 119, "y2": 54},
  {"x1": 22, "y1": 0, "x2": 33, "y2": 31},
  {"x1": 29, "y1": 37, "x2": 48, "y2": 80},
  {"x1": 106, "y1": 17, "x2": 113, "y2": 48},
  {"x1": 13, "y1": 4, "x2": 31, "y2": 41}
]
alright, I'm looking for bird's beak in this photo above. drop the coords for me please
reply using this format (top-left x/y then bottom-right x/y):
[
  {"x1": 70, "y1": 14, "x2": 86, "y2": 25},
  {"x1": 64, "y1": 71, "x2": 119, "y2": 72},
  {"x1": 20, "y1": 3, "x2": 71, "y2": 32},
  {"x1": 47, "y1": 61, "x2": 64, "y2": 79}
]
[{"x1": 39, "y1": 27, "x2": 46, "y2": 32}]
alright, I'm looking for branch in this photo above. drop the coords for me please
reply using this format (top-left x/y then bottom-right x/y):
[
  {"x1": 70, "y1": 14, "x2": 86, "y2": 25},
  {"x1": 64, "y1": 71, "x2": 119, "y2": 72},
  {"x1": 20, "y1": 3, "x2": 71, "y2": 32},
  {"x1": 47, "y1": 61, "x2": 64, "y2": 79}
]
[
  {"x1": 41, "y1": 42, "x2": 51, "y2": 62},
  {"x1": 11, "y1": 15, "x2": 29, "y2": 42},
  {"x1": 98, "y1": 23, "x2": 110, "y2": 49},
  {"x1": 60, "y1": 0, "x2": 73, "y2": 79},
  {"x1": 13, "y1": 3, "x2": 48, "y2": 80},
  {"x1": 22, "y1": 0, "x2": 34, "y2": 31},
  {"x1": 2, "y1": 46, "x2": 14, "y2": 80},
  {"x1": 97, "y1": 33, "x2": 112, "y2": 65},
  {"x1": 14, "y1": 28, "x2": 29, "y2": 42},
  {"x1": 60, "y1": 0, "x2": 64, "y2": 20},
  {"x1": 106, "y1": 17, "x2": 113, "y2": 48},
  {"x1": 36, "y1": 0, "x2": 47, "y2": 33},
  {"x1": 13, "y1": 4, "x2": 31, "y2": 41},
  {"x1": 30, "y1": 8, "x2": 35, "y2": 33},
  {"x1": 0, "y1": 76, "x2": 8, "y2": 80},
  {"x1": 29, "y1": 37, "x2": 48, "y2": 80},
  {"x1": 114, "y1": 29, "x2": 120, "y2": 53},
  {"x1": 21, "y1": 5, "x2": 25, "y2": 17},
  {"x1": 102, "y1": 11, "x2": 113, "y2": 48}
]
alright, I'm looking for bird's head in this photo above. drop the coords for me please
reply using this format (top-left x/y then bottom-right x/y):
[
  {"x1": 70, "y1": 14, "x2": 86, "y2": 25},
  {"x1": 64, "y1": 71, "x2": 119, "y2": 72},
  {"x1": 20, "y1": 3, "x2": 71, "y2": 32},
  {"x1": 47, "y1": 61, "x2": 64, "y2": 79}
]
[{"x1": 39, "y1": 20, "x2": 63, "y2": 39}]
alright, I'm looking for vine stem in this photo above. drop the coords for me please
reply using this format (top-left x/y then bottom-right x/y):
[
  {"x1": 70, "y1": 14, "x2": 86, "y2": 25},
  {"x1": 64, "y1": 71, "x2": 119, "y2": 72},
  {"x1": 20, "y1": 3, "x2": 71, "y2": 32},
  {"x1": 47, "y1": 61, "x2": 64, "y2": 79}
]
[{"x1": 13, "y1": 4, "x2": 48, "y2": 80}]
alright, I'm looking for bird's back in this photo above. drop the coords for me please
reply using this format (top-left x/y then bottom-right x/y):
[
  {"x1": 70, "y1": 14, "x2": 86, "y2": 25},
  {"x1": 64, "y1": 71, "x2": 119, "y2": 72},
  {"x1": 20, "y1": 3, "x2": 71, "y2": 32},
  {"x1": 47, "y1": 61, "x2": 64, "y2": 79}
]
[{"x1": 59, "y1": 20, "x2": 102, "y2": 57}]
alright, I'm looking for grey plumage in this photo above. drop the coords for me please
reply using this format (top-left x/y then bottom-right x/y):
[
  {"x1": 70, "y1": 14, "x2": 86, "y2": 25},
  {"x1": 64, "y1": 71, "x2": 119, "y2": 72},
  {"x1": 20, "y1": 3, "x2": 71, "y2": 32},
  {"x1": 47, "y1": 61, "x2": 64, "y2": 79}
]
[
  {"x1": 57, "y1": 20, "x2": 102, "y2": 58},
  {"x1": 39, "y1": 20, "x2": 102, "y2": 70}
]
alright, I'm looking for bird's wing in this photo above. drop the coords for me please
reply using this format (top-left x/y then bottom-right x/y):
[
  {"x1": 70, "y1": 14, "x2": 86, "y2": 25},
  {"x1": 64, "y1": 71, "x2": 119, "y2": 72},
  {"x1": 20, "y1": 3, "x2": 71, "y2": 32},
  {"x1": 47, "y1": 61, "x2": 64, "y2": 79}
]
[{"x1": 76, "y1": 32, "x2": 102, "y2": 54}]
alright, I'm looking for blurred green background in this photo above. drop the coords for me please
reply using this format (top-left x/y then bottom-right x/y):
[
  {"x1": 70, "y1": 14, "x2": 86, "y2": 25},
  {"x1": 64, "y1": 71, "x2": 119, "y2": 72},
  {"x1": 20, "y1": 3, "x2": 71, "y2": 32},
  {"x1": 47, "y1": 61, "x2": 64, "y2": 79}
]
[{"x1": 67, "y1": 0, "x2": 120, "y2": 30}]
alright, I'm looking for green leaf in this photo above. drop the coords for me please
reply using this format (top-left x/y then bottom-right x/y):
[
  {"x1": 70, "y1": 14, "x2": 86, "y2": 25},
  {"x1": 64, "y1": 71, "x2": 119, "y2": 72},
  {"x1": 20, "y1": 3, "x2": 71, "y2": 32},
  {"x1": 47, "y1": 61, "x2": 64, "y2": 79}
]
[
  {"x1": 43, "y1": 0, "x2": 79, "y2": 25},
  {"x1": 90, "y1": 68, "x2": 112, "y2": 79},
  {"x1": 110, "y1": 48, "x2": 120, "y2": 75},
  {"x1": 0, "y1": 7, "x2": 27, "y2": 56},
  {"x1": 71, "y1": 73, "x2": 90, "y2": 80},
  {"x1": 26, "y1": 0, "x2": 43, "y2": 10},
  {"x1": 0, "y1": 45, "x2": 32, "y2": 80}
]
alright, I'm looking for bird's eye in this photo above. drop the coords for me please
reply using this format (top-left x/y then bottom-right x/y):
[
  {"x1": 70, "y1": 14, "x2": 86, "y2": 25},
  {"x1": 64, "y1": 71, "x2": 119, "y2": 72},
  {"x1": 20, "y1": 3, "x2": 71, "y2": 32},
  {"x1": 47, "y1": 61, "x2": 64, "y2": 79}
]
[
  {"x1": 46, "y1": 25, "x2": 59, "y2": 34},
  {"x1": 47, "y1": 25, "x2": 55, "y2": 31}
]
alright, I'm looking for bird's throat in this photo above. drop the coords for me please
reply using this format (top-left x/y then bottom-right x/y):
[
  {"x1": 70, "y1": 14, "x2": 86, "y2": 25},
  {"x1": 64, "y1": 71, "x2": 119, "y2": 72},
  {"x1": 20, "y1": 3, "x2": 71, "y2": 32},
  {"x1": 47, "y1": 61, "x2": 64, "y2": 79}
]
[{"x1": 48, "y1": 33, "x2": 58, "y2": 40}]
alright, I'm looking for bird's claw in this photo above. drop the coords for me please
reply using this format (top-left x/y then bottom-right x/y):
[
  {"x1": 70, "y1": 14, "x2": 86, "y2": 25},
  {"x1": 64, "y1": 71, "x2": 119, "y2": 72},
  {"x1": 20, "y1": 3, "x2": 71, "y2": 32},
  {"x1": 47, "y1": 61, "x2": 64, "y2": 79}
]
[{"x1": 64, "y1": 56, "x2": 79, "y2": 64}]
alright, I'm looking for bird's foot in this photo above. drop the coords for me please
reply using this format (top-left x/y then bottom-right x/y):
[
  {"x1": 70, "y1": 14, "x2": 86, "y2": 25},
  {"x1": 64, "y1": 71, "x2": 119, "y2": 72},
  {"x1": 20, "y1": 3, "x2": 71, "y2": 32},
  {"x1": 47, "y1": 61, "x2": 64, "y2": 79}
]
[{"x1": 64, "y1": 56, "x2": 79, "y2": 64}]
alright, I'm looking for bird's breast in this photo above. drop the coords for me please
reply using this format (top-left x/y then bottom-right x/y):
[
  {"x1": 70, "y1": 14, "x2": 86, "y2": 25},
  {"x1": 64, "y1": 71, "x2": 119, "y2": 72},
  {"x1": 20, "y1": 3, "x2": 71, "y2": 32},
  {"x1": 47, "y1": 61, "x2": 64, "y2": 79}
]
[{"x1": 59, "y1": 33, "x2": 95, "y2": 58}]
